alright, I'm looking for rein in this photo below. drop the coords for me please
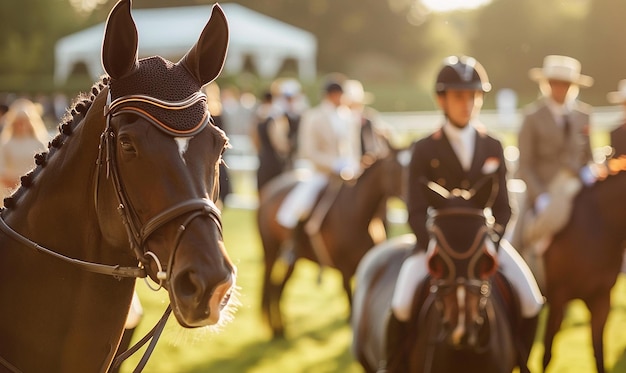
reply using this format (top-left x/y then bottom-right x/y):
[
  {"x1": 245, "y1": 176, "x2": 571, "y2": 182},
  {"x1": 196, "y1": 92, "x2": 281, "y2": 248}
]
[
  {"x1": 417, "y1": 276, "x2": 492, "y2": 373},
  {"x1": 418, "y1": 276, "x2": 493, "y2": 373},
  {"x1": 0, "y1": 216, "x2": 146, "y2": 279},
  {"x1": 0, "y1": 89, "x2": 223, "y2": 373}
]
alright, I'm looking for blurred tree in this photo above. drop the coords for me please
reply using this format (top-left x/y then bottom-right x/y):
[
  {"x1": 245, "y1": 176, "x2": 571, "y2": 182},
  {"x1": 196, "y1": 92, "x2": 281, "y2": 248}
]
[
  {"x1": 3, "y1": 0, "x2": 620, "y2": 110},
  {"x1": 0, "y1": 0, "x2": 80, "y2": 76},
  {"x1": 583, "y1": 0, "x2": 626, "y2": 106},
  {"x1": 224, "y1": 0, "x2": 437, "y2": 83},
  {"x1": 469, "y1": 0, "x2": 586, "y2": 106}
]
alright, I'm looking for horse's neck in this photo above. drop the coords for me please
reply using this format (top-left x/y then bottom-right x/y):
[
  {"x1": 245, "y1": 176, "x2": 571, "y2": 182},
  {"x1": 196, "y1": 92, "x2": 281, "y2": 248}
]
[
  {"x1": 343, "y1": 162, "x2": 387, "y2": 222},
  {"x1": 0, "y1": 90, "x2": 135, "y2": 370}
]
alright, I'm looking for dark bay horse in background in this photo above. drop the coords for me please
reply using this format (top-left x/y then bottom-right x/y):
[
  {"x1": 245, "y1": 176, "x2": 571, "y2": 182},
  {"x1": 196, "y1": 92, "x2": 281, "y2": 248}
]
[
  {"x1": 257, "y1": 146, "x2": 407, "y2": 338},
  {"x1": 352, "y1": 178, "x2": 528, "y2": 373},
  {"x1": 540, "y1": 157, "x2": 626, "y2": 373},
  {"x1": 0, "y1": 1, "x2": 236, "y2": 372}
]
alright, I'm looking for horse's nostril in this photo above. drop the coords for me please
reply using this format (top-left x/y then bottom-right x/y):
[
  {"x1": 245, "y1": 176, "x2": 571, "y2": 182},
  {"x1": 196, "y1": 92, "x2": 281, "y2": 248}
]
[{"x1": 175, "y1": 270, "x2": 201, "y2": 299}]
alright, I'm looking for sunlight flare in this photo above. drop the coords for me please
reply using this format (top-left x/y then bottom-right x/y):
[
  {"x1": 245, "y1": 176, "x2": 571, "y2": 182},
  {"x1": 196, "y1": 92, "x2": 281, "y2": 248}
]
[{"x1": 421, "y1": 0, "x2": 492, "y2": 12}]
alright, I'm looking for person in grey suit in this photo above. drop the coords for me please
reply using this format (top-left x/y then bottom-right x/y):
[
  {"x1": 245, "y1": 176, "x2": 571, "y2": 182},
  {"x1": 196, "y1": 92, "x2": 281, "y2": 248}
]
[
  {"x1": 517, "y1": 55, "x2": 594, "y2": 248},
  {"x1": 607, "y1": 79, "x2": 626, "y2": 158}
]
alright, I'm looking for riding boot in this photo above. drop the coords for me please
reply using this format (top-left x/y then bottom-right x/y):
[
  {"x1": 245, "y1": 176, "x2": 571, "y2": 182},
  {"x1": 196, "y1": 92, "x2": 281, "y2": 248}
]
[{"x1": 380, "y1": 312, "x2": 408, "y2": 373}]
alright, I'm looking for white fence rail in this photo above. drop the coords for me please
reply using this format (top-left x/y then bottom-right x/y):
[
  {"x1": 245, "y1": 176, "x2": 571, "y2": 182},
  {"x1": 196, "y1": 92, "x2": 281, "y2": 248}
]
[{"x1": 380, "y1": 106, "x2": 622, "y2": 137}]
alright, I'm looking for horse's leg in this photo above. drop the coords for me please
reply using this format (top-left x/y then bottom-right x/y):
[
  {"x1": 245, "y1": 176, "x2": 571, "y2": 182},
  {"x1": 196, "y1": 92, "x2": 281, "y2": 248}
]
[
  {"x1": 585, "y1": 291, "x2": 610, "y2": 373},
  {"x1": 542, "y1": 300, "x2": 565, "y2": 372},
  {"x1": 261, "y1": 238, "x2": 284, "y2": 338},
  {"x1": 342, "y1": 274, "x2": 353, "y2": 320},
  {"x1": 269, "y1": 256, "x2": 298, "y2": 338},
  {"x1": 261, "y1": 231, "x2": 299, "y2": 339},
  {"x1": 261, "y1": 256, "x2": 274, "y2": 332}
]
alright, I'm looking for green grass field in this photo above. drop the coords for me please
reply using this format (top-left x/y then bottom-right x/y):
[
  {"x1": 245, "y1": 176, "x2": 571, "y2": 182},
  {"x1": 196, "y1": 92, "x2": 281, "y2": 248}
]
[{"x1": 120, "y1": 207, "x2": 626, "y2": 373}]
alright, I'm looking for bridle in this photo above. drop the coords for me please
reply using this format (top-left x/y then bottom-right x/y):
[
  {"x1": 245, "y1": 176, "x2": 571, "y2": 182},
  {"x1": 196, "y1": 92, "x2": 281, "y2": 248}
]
[
  {"x1": 0, "y1": 87, "x2": 224, "y2": 373},
  {"x1": 426, "y1": 207, "x2": 497, "y2": 283},
  {"x1": 97, "y1": 88, "x2": 222, "y2": 285},
  {"x1": 419, "y1": 207, "x2": 497, "y2": 370}
]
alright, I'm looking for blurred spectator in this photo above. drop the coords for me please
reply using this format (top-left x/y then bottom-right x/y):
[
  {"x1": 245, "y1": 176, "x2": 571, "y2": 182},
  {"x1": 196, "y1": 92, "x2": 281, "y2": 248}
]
[
  {"x1": 53, "y1": 92, "x2": 70, "y2": 122},
  {"x1": 34, "y1": 93, "x2": 56, "y2": 128},
  {"x1": 0, "y1": 103, "x2": 8, "y2": 131},
  {"x1": 343, "y1": 79, "x2": 392, "y2": 159},
  {"x1": 252, "y1": 90, "x2": 277, "y2": 125},
  {"x1": 606, "y1": 79, "x2": 626, "y2": 158},
  {"x1": 251, "y1": 89, "x2": 290, "y2": 193},
  {"x1": 0, "y1": 98, "x2": 49, "y2": 201},
  {"x1": 220, "y1": 85, "x2": 256, "y2": 137},
  {"x1": 273, "y1": 78, "x2": 308, "y2": 168},
  {"x1": 343, "y1": 79, "x2": 394, "y2": 234}
]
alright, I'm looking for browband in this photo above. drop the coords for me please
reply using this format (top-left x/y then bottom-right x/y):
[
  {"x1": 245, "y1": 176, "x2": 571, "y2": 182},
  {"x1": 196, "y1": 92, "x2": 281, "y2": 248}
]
[{"x1": 105, "y1": 91, "x2": 209, "y2": 137}]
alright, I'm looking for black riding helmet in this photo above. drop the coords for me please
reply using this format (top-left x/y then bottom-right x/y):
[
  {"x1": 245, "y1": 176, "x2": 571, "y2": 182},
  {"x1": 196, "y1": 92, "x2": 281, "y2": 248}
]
[{"x1": 435, "y1": 56, "x2": 492, "y2": 94}]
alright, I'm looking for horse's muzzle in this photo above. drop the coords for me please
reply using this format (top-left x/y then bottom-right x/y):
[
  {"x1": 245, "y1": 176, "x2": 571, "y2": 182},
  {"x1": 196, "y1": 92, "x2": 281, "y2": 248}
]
[{"x1": 170, "y1": 265, "x2": 236, "y2": 328}]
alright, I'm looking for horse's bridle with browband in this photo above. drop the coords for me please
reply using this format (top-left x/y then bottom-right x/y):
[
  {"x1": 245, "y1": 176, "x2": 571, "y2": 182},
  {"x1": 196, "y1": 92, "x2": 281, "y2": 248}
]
[
  {"x1": 0, "y1": 88, "x2": 224, "y2": 373},
  {"x1": 96, "y1": 88, "x2": 223, "y2": 288},
  {"x1": 419, "y1": 207, "x2": 497, "y2": 367},
  {"x1": 426, "y1": 207, "x2": 497, "y2": 283}
]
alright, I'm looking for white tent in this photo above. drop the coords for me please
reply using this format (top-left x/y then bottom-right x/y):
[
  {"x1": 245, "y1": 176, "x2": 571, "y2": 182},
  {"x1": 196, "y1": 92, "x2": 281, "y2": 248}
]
[{"x1": 54, "y1": 3, "x2": 317, "y2": 84}]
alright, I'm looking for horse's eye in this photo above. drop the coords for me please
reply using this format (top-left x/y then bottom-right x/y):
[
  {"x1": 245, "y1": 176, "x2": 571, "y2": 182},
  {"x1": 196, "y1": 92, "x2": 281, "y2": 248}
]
[{"x1": 118, "y1": 136, "x2": 135, "y2": 153}]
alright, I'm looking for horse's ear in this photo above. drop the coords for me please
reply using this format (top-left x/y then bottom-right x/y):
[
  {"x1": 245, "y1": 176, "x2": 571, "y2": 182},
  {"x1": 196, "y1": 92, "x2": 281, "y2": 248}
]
[
  {"x1": 101, "y1": 0, "x2": 139, "y2": 79},
  {"x1": 179, "y1": 4, "x2": 229, "y2": 86},
  {"x1": 469, "y1": 174, "x2": 497, "y2": 208}
]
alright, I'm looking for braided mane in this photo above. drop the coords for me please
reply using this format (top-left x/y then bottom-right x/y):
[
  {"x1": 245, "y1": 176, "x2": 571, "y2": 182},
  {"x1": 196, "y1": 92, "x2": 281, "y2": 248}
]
[{"x1": 3, "y1": 77, "x2": 109, "y2": 209}]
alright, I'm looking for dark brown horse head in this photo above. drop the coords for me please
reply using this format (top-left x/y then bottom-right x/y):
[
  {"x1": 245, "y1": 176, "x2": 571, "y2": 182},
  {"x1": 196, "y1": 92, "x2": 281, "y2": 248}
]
[
  {"x1": 100, "y1": 0, "x2": 234, "y2": 328},
  {"x1": 423, "y1": 175, "x2": 499, "y2": 348}
]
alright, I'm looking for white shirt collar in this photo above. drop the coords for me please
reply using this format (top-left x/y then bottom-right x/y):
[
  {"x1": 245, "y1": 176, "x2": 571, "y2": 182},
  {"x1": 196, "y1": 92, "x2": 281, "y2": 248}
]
[
  {"x1": 443, "y1": 121, "x2": 476, "y2": 170},
  {"x1": 443, "y1": 121, "x2": 476, "y2": 142}
]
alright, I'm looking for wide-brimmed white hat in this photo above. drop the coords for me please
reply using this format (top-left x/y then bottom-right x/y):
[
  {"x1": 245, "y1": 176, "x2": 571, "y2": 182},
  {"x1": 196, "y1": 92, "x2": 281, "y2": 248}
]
[
  {"x1": 529, "y1": 55, "x2": 594, "y2": 87},
  {"x1": 607, "y1": 79, "x2": 626, "y2": 104}
]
